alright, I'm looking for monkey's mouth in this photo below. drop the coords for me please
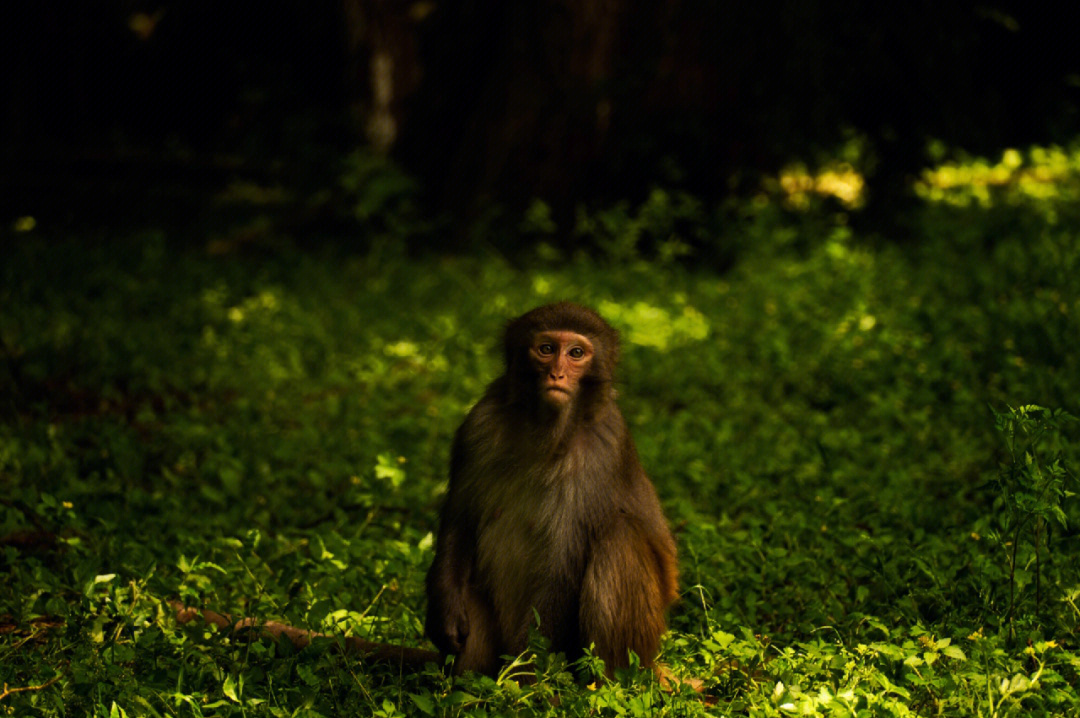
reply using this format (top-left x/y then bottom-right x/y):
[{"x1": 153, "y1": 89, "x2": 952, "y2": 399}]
[{"x1": 542, "y1": 386, "x2": 572, "y2": 403}]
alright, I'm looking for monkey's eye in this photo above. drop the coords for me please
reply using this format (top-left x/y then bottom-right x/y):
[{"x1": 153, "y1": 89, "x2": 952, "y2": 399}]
[
  {"x1": 568, "y1": 347, "x2": 585, "y2": 359},
  {"x1": 537, "y1": 343, "x2": 555, "y2": 356}
]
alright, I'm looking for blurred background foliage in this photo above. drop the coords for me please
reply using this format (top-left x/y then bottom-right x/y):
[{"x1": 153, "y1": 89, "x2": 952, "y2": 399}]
[{"x1": 5, "y1": 1, "x2": 1080, "y2": 246}]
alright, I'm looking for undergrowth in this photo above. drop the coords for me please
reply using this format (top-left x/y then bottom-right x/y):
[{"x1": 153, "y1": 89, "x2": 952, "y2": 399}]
[{"x1": 3, "y1": 153, "x2": 1080, "y2": 715}]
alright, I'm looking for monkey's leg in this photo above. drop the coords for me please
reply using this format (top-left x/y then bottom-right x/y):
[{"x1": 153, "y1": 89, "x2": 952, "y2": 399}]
[
  {"x1": 451, "y1": 586, "x2": 503, "y2": 676},
  {"x1": 579, "y1": 517, "x2": 674, "y2": 671}
]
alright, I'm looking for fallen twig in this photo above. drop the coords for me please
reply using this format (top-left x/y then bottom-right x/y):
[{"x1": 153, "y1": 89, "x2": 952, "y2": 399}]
[
  {"x1": 0, "y1": 675, "x2": 61, "y2": 703},
  {"x1": 169, "y1": 601, "x2": 441, "y2": 668}
]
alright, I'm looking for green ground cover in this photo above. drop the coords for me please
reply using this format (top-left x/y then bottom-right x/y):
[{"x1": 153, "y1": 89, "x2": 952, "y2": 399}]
[{"x1": 3, "y1": 150, "x2": 1080, "y2": 715}]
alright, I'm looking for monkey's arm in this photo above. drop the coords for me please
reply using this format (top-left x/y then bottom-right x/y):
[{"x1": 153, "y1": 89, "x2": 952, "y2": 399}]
[
  {"x1": 425, "y1": 516, "x2": 475, "y2": 654},
  {"x1": 424, "y1": 429, "x2": 479, "y2": 656}
]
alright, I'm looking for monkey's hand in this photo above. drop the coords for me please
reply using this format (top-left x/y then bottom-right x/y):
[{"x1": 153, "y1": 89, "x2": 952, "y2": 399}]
[
  {"x1": 438, "y1": 603, "x2": 471, "y2": 654},
  {"x1": 426, "y1": 594, "x2": 471, "y2": 655}
]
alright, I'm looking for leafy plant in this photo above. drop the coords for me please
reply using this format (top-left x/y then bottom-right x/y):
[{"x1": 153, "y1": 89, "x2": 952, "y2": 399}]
[{"x1": 988, "y1": 405, "x2": 1077, "y2": 637}]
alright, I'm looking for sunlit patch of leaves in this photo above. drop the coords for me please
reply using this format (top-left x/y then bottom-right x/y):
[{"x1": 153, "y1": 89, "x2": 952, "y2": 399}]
[{"x1": 916, "y1": 142, "x2": 1080, "y2": 217}]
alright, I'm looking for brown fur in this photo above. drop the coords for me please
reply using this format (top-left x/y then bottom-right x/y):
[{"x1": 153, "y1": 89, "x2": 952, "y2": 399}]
[{"x1": 426, "y1": 303, "x2": 677, "y2": 675}]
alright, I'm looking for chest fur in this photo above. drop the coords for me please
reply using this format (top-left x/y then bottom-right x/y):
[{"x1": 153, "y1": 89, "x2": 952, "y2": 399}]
[{"x1": 472, "y1": 450, "x2": 598, "y2": 642}]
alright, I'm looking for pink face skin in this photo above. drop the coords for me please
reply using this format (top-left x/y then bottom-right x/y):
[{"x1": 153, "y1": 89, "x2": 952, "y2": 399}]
[{"x1": 528, "y1": 331, "x2": 595, "y2": 408}]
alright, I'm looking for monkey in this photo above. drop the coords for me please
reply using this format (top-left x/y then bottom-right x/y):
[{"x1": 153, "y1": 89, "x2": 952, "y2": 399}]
[{"x1": 425, "y1": 302, "x2": 678, "y2": 676}]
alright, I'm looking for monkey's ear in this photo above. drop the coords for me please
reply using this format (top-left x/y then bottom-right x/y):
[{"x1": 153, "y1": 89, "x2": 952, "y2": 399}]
[
  {"x1": 503, "y1": 311, "x2": 543, "y2": 375},
  {"x1": 602, "y1": 320, "x2": 621, "y2": 370},
  {"x1": 603, "y1": 336, "x2": 620, "y2": 374},
  {"x1": 503, "y1": 318, "x2": 526, "y2": 370},
  {"x1": 589, "y1": 336, "x2": 618, "y2": 382}
]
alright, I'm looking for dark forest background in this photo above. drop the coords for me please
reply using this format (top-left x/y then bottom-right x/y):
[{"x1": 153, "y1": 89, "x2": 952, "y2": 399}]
[{"x1": 5, "y1": 1, "x2": 1079, "y2": 237}]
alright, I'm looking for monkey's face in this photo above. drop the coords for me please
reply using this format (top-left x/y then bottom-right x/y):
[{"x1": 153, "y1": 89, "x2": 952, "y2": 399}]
[{"x1": 528, "y1": 331, "x2": 595, "y2": 409}]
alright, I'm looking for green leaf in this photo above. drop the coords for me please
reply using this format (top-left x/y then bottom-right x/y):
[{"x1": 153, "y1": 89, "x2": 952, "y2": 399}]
[
  {"x1": 942, "y1": 645, "x2": 966, "y2": 661},
  {"x1": 222, "y1": 674, "x2": 239, "y2": 702},
  {"x1": 445, "y1": 691, "x2": 476, "y2": 705},
  {"x1": 409, "y1": 692, "x2": 435, "y2": 715}
]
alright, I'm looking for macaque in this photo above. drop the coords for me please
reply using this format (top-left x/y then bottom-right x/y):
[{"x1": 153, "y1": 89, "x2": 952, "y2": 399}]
[{"x1": 426, "y1": 302, "x2": 677, "y2": 675}]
